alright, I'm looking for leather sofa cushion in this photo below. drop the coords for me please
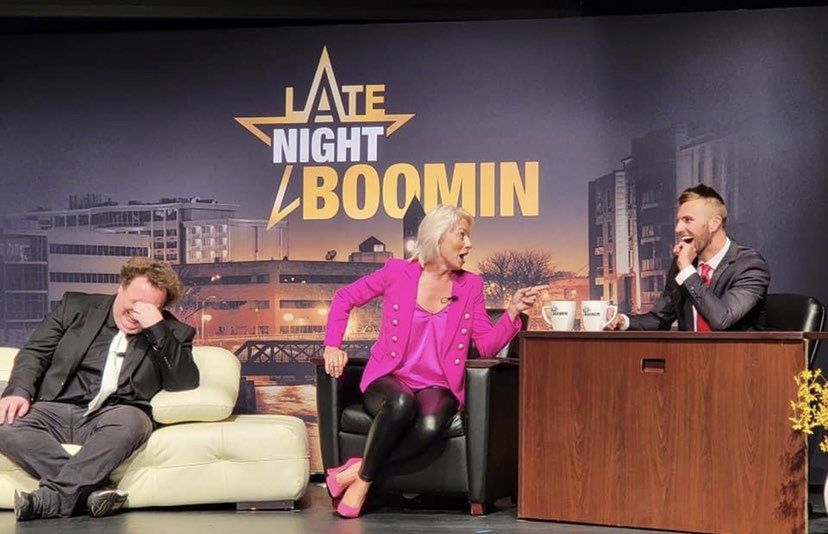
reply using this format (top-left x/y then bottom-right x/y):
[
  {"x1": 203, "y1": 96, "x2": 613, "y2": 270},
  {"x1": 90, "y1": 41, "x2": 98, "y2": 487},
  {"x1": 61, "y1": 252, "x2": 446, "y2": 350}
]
[
  {"x1": 150, "y1": 346, "x2": 240, "y2": 424},
  {"x1": 340, "y1": 404, "x2": 466, "y2": 438}
]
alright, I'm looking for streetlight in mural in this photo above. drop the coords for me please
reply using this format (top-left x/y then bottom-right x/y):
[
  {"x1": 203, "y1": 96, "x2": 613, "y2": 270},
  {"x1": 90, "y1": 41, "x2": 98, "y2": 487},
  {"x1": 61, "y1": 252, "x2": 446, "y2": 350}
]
[
  {"x1": 177, "y1": 286, "x2": 197, "y2": 319},
  {"x1": 200, "y1": 295, "x2": 217, "y2": 342},
  {"x1": 179, "y1": 274, "x2": 221, "y2": 321}
]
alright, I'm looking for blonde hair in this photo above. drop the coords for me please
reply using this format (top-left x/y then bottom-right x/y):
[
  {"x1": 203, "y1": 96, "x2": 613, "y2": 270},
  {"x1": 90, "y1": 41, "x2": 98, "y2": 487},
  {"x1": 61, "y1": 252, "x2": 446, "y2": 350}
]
[{"x1": 411, "y1": 204, "x2": 474, "y2": 267}]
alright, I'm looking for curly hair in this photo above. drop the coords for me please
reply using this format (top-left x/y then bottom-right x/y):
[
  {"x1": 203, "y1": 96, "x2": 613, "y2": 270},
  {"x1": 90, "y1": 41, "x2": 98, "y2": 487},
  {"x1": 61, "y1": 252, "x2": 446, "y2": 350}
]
[{"x1": 120, "y1": 257, "x2": 183, "y2": 308}]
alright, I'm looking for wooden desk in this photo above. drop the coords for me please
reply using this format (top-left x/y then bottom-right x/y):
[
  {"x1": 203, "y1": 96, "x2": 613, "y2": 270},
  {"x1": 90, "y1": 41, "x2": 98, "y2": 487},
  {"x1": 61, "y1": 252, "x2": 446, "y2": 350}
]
[{"x1": 518, "y1": 331, "x2": 824, "y2": 534}]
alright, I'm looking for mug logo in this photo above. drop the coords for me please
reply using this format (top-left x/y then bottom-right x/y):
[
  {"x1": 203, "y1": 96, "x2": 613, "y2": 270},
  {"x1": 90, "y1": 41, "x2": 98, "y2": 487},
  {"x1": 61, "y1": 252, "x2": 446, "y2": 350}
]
[{"x1": 552, "y1": 307, "x2": 568, "y2": 316}]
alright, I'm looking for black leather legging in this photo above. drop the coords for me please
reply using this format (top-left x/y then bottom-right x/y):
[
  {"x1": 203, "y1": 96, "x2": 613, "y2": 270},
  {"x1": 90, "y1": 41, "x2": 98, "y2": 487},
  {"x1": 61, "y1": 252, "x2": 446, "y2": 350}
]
[{"x1": 359, "y1": 375, "x2": 458, "y2": 482}]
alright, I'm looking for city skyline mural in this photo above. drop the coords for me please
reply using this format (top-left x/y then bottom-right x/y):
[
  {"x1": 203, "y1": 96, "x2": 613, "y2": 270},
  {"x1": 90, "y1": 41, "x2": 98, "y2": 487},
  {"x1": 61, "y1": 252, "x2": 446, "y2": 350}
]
[
  {"x1": 2, "y1": 6, "x2": 827, "y2": 471},
  {"x1": 3, "y1": 11, "x2": 826, "y2": 274}
]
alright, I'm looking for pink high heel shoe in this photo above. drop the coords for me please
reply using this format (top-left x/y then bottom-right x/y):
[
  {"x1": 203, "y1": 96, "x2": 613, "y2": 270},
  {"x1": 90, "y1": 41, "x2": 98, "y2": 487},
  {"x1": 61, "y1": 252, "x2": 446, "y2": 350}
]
[
  {"x1": 336, "y1": 498, "x2": 364, "y2": 519},
  {"x1": 325, "y1": 457, "x2": 361, "y2": 499}
]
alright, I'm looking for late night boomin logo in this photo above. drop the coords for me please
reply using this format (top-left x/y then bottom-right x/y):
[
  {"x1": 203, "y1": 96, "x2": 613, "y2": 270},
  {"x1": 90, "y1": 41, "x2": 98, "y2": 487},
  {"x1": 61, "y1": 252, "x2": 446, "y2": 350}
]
[{"x1": 235, "y1": 47, "x2": 539, "y2": 229}]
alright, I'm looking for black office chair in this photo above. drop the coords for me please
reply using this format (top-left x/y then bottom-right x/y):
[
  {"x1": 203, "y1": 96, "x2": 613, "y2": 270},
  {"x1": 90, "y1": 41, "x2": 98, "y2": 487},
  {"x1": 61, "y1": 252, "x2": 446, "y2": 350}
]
[
  {"x1": 764, "y1": 293, "x2": 825, "y2": 366},
  {"x1": 766, "y1": 293, "x2": 828, "y2": 496},
  {"x1": 314, "y1": 309, "x2": 528, "y2": 515}
]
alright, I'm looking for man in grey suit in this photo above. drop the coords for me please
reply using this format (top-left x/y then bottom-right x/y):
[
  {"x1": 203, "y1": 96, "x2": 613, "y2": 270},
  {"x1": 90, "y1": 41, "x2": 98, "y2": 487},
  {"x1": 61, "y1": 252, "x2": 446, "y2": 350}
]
[
  {"x1": 0, "y1": 257, "x2": 199, "y2": 521},
  {"x1": 606, "y1": 184, "x2": 770, "y2": 331}
]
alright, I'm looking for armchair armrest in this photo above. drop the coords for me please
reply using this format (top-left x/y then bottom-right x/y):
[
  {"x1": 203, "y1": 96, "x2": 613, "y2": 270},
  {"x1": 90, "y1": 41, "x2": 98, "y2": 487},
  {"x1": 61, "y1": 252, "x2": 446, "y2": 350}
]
[
  {"x1": 468, "y1": 310, "x2": 528, "y2": 360},
  {"x1": 465, "y1": 358, "x2": 519, "y2": 369},
  {"x1": 463, "y1": 357, "x2": 520, "y2": 503},
  {"x1": 312, "y1": 356, "x2": 368, "y2": 470}
]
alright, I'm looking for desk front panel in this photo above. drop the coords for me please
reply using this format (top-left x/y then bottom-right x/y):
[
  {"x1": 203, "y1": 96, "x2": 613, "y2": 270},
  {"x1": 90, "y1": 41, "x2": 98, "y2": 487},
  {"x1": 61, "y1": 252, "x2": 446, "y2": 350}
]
[{"x1": 518, "y1": 335, "x2": 806, "y2": 534}]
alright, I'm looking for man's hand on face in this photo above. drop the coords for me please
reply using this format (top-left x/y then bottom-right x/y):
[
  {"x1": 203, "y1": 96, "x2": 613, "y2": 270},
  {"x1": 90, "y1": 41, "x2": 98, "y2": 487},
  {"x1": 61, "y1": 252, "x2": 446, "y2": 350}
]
[
  {"x1": 0, "y1": 395, "x2": 30, "y2": 425},
  {"x1": 672, "y1": 240, "x2": 698, "y2": 271},
  {"x1": 129, "y1": 301, "x2": 164, "y2": 330}
]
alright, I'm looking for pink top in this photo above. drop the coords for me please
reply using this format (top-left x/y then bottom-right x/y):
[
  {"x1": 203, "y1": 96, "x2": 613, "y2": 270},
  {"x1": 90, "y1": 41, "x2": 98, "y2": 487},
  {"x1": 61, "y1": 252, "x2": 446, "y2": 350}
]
[
  {"x1": 324, "y1": 258, "x2": 522, "y2": 410},
  {"x1": 393, "y1": 304, "x2": 451, "y2": 391}
]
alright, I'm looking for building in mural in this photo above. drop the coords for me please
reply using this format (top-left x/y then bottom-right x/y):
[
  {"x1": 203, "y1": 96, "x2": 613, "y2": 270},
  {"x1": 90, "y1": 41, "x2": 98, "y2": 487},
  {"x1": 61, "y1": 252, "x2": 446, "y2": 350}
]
[
  {"x1": 348, "y1": 236, "x2": 393, "y2": 263},
  {"x1": 0, "y1": 195, "x2": 289, "y2": 342},
  {"x1": 0, "y1": 227, "x2": 49, "y2": 346},
  {"x1": 402, "y1": 198, "x2": 425, "y2": 260},
  {"x1": 589, "y1": 124, "x2": 753, "y2": 314},
  {"x1": 588, "y1": 157, "x2": 640, "y2": 314},
  {"x1": 627, "y1": 126, "x2": 682, "y2": 311},
  {"x1": 675, "y1": 128, "x2": 755, "y2": 245},
  {"x1": 9, "y1": 196, "x2": 239, "y2": 265},
  {"x1": 45, "y1": 228, "x2": 150, "y2": 308},
  {"x1": 174, "y1": 255, "x2": 384, "y2": 346},
  {"x1": 183, "y1": 218, "x2": 287, "y2": 264}
]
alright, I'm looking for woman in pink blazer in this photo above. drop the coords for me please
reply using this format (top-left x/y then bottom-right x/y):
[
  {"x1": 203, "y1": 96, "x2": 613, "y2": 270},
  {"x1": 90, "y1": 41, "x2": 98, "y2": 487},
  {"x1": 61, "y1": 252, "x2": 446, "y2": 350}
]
[{"x1": 322, "y1": 204, "x2": 542, "y2": 518}]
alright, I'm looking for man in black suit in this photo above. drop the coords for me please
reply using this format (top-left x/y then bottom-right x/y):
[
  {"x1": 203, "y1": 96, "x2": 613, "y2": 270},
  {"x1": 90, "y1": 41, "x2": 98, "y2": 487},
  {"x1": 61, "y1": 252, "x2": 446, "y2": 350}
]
[
  {"x1": 0, "y1": 257, "x2": 199, "y2": 521},
  {"x1": 606, "y1": 184, "x2": 770, "y2": 331}
]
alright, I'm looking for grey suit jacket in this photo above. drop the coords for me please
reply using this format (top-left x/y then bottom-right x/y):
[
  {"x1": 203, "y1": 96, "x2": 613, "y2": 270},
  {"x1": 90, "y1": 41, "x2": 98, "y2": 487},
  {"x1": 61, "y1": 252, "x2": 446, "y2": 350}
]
[
  {"x1": 628, "y1": 241, "x2": 771, "y2": 331},
  {"x1": 2, "y1": 292, "x2": 199, "y2": 403}
]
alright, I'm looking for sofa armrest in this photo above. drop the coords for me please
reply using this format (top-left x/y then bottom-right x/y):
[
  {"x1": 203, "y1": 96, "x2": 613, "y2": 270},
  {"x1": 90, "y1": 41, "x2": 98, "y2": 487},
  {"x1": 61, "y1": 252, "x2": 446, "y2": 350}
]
[
  {"x1": 312, "y1": 356, "x2": 368, "y2": 470},
  {"x1": 151, "y1": 346, "x2": 240, "y2": 424}
]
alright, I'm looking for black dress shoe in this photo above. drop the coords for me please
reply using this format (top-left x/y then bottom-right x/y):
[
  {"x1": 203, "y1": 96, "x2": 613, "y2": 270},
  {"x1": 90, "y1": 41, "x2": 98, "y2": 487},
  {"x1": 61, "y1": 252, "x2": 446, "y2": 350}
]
[
  {"x1": 14, "y1": 490, "x2": 37, "y2": 521},
  {"x1": 87, "y1": 488, "x2": 128, "y2": 518}
]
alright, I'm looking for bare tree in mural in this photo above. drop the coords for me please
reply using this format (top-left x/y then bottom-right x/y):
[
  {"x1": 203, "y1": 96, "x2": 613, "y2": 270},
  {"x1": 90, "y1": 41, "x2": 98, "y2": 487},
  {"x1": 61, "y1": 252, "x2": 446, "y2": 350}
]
[
  {"x1": 478, "y1": 249, "x2": 558, "y2": 307},
  {"x1": 172, "y1": 265, "x2": 224, "y2": 327}
]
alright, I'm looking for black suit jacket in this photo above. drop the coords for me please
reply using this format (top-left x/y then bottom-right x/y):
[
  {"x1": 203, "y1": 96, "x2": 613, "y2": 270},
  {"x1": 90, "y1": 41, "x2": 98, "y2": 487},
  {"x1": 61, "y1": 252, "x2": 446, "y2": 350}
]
[
  {"x1": 628, "y1": 241, "x2": 771, "y2": 331},
  {"x1": 2, "y1": 292, "x2": 199, "y2": 403}
]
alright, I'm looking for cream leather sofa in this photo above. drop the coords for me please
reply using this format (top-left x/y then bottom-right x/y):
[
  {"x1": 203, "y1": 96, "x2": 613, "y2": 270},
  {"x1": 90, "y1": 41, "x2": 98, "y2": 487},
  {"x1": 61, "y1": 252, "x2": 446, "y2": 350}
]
[{"x1": 0, "y1": 346, "x2": 309, "y2": 510}]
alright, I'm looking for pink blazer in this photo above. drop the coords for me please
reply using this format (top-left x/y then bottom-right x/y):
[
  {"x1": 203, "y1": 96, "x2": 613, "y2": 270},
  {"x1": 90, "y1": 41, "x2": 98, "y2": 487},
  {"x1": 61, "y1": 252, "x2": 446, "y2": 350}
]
[{"x1": 324, "y1": 259, "x2": 521, "y2": 409}]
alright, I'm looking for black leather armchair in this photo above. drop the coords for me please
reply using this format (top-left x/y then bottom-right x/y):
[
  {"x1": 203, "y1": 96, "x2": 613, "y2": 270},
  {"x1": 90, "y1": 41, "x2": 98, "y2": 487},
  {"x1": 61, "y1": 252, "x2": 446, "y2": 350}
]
[
  {"x1": 314, "y1": 309, "x2": 527, "y2": 515},
  {"x1": 764, "y1": 293, "x2": 825, "y2": 366}
]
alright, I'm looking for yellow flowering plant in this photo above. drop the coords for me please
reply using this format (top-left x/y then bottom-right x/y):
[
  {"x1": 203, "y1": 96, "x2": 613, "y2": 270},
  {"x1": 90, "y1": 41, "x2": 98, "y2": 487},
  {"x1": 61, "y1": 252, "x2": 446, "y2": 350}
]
[{"x1": 791, "y1": 369, "x2": 828, "y2": 452}]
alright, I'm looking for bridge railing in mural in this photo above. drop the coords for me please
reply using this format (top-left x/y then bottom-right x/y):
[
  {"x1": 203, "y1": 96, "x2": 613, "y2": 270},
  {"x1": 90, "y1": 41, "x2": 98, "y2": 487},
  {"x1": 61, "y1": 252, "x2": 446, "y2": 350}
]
[
  {"x1": 234, "y1": 338, "x2": 375, "y2": 382},
  {"x1": 230, "y1": 338, "x2": 375, "y2": 418}
]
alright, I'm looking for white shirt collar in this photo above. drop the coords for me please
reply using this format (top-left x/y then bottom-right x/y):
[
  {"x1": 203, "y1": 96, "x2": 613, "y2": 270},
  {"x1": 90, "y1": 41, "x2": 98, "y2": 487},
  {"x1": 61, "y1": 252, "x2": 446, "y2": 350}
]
[{"x1": 701, "y1": 237, "x2": 730, "y2": 272}]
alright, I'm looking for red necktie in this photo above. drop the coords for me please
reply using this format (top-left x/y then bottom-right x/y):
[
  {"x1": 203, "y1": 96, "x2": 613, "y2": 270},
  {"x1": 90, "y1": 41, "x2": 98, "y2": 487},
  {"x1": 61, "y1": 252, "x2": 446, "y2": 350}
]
[{"x1": 696, "y1": 263, "x2": 712, "y2": 332}]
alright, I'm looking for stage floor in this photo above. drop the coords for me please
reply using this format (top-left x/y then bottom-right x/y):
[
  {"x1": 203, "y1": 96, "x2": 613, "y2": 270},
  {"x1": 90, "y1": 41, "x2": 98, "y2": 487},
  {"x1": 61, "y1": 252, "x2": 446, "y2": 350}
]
[{"x1": 2, "y1": 481, "x2": 827, "y2": 534}]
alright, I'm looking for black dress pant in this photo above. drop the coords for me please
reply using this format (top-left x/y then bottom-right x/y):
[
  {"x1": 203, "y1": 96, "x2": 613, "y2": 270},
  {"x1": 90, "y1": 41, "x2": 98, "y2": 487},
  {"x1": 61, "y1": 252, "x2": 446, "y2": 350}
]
[
  {"x1": 0, "y1": 401, "x2": 153, "y2": 518},
  {"x1": 360, "y1": 375, "x2": 458, "y2": 482}
]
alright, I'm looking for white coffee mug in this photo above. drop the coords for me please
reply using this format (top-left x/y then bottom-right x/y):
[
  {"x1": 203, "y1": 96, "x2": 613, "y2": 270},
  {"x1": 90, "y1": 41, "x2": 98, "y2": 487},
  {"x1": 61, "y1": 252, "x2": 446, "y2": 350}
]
[
  {"x1": 541, "y1": 300, "x2": 577, "y2": 331},
  {"x1": 580, "y1": 300, "x2": 618, "y2": 331}
]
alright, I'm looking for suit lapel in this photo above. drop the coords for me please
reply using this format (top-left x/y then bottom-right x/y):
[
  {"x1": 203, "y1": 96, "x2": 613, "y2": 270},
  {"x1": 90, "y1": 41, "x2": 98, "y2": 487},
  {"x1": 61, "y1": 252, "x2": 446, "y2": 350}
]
[
  {"x1": 709, "y1": 241, "x2": 739, "y2": 294},
  {"x1": 121, "y1": 334, "x2": 149, "y2": 379},
  {"x1": 75, "y1": 295, "x2": 114, "y2": 361},
  {"x1": 63, "y1": 294, "x2": 116, "y2": 380}
]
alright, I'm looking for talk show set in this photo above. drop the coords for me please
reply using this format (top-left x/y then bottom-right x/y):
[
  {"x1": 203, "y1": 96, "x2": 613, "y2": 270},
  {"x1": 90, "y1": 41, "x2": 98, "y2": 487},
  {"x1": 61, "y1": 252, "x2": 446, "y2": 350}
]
[{"x1": 1, "y1": 3, "x2": 827, "y2": 534}]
